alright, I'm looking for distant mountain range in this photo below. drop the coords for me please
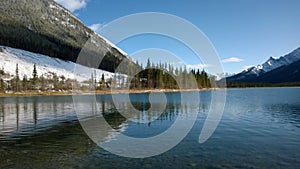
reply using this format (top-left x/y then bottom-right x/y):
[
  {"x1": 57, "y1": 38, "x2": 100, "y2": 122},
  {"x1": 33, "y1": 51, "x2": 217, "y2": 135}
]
[
  {"x1": 226, "y1": 47, "x2": 300, "y2": 83},
  {"x1": 0, "y1": 0, "x2": 135, "y2": 73}
]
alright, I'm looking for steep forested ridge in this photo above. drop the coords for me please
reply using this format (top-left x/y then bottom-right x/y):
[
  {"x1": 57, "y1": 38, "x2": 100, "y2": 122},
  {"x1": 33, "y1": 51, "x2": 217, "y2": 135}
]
[{"x1": 0, "y1": 0, "x2": 134, "y2": 73}]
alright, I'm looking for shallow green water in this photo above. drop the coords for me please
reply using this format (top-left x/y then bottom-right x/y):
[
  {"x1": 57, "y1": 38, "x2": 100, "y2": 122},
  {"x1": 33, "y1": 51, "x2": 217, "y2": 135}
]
[{"x1": 0, "y1": 88, "x2": 300, "y2": 168}]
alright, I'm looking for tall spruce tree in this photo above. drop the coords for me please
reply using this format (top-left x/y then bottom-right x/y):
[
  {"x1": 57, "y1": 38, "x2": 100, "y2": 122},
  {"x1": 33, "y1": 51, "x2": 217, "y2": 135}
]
[
  {"x1": 101, "y1": 73, "x2": 105, "y2": 88},
  {"x1": 15, "y1": 64, "x2": 20, "y2": 92},
  {"x1": 0, "y1": 79, "x2": 5, "y2": 92},
  {"x1": 32, "y1": 64, "x2": 38, "y2": 89},
  {"x1": 22, "y1": 75, "x2": 28, "y2": 91}
]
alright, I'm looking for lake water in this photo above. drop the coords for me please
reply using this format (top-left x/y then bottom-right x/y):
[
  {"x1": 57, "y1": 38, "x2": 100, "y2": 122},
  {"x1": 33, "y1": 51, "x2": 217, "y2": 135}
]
[{"x1": 0, "y1": 88, "x2": 300, "y2": 168}]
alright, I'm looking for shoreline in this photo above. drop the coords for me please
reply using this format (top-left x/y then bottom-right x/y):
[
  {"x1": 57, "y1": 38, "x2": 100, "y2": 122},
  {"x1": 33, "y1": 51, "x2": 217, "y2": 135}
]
[
  {"x1": 0, "y1": 88, "x2": 213, "y2": 97},
  {"x1": 0, "y1": 86, "x2": 299, "y2": 97}
]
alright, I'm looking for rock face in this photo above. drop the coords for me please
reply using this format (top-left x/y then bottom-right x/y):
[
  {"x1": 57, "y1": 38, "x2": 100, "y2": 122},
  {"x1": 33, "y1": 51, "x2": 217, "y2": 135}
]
[
  {"x1": 0, "y1": 0, "x2": 134, "y2": 73},
  {"x1": 226, "y1": 47, "x2": 300, "y2": 83}
]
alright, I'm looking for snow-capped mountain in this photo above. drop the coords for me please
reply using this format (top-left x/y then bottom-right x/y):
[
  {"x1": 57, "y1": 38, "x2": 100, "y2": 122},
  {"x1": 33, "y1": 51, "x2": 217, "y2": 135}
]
[
  {"x1": 0, "y1": 46, "x2": 118, "y2": 82},
  {"x1": 215, "y1": 72, "x2": 236, "y2": 80},
  {"x1": 246, "y1": 47, "x2": 300, "y2": 76},
  {"x1": 226, "y1": 47, "x2": 300, "y2": 83},
  {"x1": 0, "y1": 0, "x2": 135, "y2": 73},
  {"x1": 257, "y1": 59, "x2": 300, "y2": 83}
]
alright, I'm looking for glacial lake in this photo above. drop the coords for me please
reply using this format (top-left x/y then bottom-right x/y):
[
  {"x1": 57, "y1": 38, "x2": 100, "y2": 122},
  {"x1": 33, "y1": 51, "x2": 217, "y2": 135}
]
[{"x1": 0, "y1": 88, "x2": 300, "y2": 168}]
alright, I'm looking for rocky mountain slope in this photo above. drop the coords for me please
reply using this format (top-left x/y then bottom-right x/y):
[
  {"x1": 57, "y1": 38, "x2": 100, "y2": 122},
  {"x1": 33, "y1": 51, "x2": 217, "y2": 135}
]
[
  {"x1": 0, "y1": 0, "x2": 134, "y2": 73},
  {"x1": 256, "y1": 59, "x2": 300, "y2": 83}
]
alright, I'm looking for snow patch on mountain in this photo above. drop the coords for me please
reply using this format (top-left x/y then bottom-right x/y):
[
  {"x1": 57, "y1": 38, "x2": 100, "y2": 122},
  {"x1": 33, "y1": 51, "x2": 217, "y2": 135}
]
[
  {"x1": 48, "y1": 1, "x2": 131, "y2": 61},
  {"x1": 0, "y1": 46, "x2": 119, "y2": 82},
  {"x1": 101, "y1": 35, "x2": 129, "y2": 58}
]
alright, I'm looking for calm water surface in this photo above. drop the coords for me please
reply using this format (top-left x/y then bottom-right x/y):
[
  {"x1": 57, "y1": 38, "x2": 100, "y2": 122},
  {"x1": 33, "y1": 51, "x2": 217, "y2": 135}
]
[{"x1": 0, "y1": 88, "x2": 300, "y2": 168}]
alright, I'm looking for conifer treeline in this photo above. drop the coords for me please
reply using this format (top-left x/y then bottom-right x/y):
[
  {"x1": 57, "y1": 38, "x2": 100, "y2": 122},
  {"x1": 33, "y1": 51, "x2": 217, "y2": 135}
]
[
  {"x1": 0, "y1": 64, "x2": 75, "y2": 93},
  {"x1": 0, "y1": 59, "x2": 213, "y2": 93},
  {"x1": 117, "y1": 59, "x2": 212, "y2": 90}
]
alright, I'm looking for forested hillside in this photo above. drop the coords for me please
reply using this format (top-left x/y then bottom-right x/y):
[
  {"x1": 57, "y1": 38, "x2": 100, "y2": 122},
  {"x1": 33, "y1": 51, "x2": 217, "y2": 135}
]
[{"x1": 0, "y1": 0, "x2": 135, "y2": 73}]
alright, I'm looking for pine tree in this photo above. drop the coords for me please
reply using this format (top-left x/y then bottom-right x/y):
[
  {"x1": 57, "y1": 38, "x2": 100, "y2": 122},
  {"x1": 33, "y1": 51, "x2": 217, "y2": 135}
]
[
  {"x1": 22, "y1": 75, "x2": 28, "y2": 91},
  {"x1": 94, "y1": 70, "x2": 97, "y2": 86},
  {"x1": 90, "y1": 73, "x2": 94, "y2": 90},
  {"x1": 14, "y1": 64, "x2": 20, "y2": 92},
  {"x1": 32, "y1": 64, "x2": 37, "y2": 80},
  {"x1": 146, "y1": 59, "x2": 152, "y2": 88},
  {"x1": 40, "y1": 75, "x2": 45, "y2": 91},
  {"x1": 59, "y1": 75, "x2": 66, "y2": 90},
  {"x1": 53, "y1": 73, "x2": 59, "y2": 90},
  {"x1": 101, "y1": 73, "x2": 105, "y2": 88},
  {"x1": 32, "y1": 64, "x2": 38, "y2": 89},
  {"x1": 0, "y1": 78, "x2": 5, "y2": 92},
  {"x1": 146, "y1": 58, "x2": 151, "y2": 69}
]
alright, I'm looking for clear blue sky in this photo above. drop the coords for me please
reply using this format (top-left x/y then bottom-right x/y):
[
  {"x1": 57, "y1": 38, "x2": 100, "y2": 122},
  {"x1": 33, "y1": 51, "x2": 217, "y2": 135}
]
[{"x1": 56, "y1": 0, "x2": 300, "y2": 73}]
